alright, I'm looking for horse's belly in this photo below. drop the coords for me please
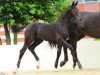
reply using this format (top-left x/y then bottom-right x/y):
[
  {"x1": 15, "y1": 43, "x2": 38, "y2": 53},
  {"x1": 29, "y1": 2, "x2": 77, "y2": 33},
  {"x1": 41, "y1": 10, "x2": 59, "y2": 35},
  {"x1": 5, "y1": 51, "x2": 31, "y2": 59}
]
[
  {"x1": 36, "y1": 30, "x2": 56, "y2": 41},
  {"x1": 80, "y1": 23, "x2": 100, "y2": 38},
  {"x1": 85, "y1": 29, "x2": 100, "y2": 38}
]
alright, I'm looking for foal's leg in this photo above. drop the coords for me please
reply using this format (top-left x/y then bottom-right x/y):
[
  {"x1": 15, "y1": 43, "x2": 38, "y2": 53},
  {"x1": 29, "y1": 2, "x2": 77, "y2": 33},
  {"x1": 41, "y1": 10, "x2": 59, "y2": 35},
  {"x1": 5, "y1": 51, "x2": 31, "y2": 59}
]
[
  {"x1": 17, "y1": 38, "x2": 34, "y2": 68},
  {"x1": 70, "y1": 41, "x2": 82, "y2": 69},
  {"x1": 17, "y1": 30, "x2": 36, "y2": 68},
  {"x1": 28, "y1": 39, "x2": 43, "y2": 69},
  {"x1": 61, "y1": 39, "x2": 82, "y2": 69},
  {"x1": 54, "y1": 45, "x2": 62, "y2": 69},
  {"x1": 59, "y1": 39, "x2": 78, "y2": 68},
  {"x1": 60, "y1": 47, "x2": 68, "y2": 67},
  {"x1": 17, "y1": 44, "x2": 28, "y2": 68},
  {"x1": 60, "y1": 41, "x2": 82, "y2": 69}
]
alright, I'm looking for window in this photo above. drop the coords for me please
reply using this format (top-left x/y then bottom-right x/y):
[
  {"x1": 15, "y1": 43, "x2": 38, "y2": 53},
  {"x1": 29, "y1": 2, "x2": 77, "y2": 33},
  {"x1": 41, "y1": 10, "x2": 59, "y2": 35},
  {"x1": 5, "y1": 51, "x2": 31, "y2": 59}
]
[
  {"x1": 77, "y1": 0, "x2": 83, "y2": 2},
  {"x1": 70, "y1": 0, "x2": 99, "y2": 3},
  {"x1": 70, "y1": 0, "x2": 84, "y2": 2},
  {"x1": 85, "y1": 0, "x2": 98, "y2": 2},
  {"x1": 70, "y1": 0, "x2": 83, "y2": 2}
]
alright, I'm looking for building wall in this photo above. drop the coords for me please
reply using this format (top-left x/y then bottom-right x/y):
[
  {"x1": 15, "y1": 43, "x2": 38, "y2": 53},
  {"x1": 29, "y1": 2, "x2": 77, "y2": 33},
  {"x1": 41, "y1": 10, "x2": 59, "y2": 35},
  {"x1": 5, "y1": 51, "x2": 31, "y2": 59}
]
[{"x1": 77, "y1": 2, "x2": 100, "y2": 12}]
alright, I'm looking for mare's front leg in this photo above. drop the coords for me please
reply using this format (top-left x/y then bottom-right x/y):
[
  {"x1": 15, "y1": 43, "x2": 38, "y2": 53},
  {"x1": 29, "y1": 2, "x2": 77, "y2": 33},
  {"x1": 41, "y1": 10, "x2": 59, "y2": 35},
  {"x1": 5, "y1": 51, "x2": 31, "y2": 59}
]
[{"x1": 54, "y1": 45, "x2": 62, "y2": 69}]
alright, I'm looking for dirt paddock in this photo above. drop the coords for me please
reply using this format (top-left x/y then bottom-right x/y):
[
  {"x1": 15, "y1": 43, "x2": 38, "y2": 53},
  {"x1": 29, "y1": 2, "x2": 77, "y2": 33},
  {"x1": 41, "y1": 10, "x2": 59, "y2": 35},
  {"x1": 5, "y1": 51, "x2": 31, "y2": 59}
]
[
  {"x1": 0, "y1": 68, "x2": 100, "y2": 75},
  {"x1": 0, "y1": 39, "x2": 100, "y2": 75}
]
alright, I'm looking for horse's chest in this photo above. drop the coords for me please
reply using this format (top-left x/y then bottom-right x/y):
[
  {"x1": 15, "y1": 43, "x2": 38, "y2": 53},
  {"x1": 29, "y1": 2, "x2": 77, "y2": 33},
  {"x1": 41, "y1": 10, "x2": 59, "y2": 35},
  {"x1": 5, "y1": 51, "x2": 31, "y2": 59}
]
[{"x1": 57, "y1": 28, "x2": 68, "y2": 37}]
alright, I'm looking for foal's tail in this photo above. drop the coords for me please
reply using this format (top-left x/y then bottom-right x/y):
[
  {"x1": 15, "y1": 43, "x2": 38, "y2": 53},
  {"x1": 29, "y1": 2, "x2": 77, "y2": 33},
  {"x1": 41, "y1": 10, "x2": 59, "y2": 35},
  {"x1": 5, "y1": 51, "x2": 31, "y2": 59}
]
[
  {"x1": 48, "y1": 42, "x2": 57, "y2": 49},
  {"x1": 11, "y1": 25, "x2": 26, "y2": 33}
]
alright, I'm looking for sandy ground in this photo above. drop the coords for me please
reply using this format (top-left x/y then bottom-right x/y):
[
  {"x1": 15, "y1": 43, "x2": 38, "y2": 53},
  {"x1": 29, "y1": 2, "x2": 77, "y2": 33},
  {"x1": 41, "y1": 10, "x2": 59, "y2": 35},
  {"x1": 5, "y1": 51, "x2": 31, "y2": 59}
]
[
  {"x1": 0, "y1": 68, "x2": 100, "y2": 75},
  {"x1": 0, "y1": 38, "x2": 100, "y2": 75}
]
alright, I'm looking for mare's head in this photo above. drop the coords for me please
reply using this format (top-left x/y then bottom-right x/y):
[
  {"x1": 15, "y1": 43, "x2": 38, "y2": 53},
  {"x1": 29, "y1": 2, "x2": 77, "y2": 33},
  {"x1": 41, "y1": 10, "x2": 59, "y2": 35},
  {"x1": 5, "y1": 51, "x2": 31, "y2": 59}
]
[{"x1": 59, "y1": 1, "x2": 81, "y2": 24}]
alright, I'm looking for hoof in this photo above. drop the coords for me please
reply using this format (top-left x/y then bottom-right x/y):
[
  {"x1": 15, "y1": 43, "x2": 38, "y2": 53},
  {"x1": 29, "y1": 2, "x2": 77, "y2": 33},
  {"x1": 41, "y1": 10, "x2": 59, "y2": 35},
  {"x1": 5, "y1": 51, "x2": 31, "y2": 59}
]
[
  {"x1": 36, "y1": 64, "x2": 40, "y2": 69},
  {"x1": 12, "y1": 68, "x2": 18, "y2": 74},
  {"x1": 60, "y1": 61, "x2": 65, "y2": 67},
  {"x1": 17, "y1": 60, "x2": 21, "y2": 68},
  {"x1": 77, "y1": 61, "x2": 83, "y2": 69},
  {"x1": 54, "y1": 68, "x2": 58, "y2": 72},
  {"x1": 78, "y1": 65, "x2": 83, "y2": 70},
  {"x1": 54, "y1": 64, "x2": 58, "y2": 69},
  {"x1": 36, "y1": 60, "x2": 40, "y2": 69},
  {"x1": 73, "y1": 64, "x2": 76, "y2": 69},
  {"x1": 12, "y1": 71, "x2": 17, "y2": 74}
]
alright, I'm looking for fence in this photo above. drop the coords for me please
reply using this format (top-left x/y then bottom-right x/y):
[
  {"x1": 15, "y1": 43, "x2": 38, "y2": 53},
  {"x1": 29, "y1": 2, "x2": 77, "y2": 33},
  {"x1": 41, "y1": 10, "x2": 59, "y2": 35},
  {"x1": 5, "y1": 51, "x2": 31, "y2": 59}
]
[{"x1": 0, "y1": 25, "x2": 24, "y2": 44}]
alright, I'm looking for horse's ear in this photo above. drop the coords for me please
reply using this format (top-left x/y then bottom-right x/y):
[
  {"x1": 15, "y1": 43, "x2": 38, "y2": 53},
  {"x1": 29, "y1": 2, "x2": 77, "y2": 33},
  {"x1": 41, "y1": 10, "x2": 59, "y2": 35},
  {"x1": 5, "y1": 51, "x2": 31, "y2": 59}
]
[
  {"x1": 71, "y1": 1, "x2": 75, "y2": 8},
  {"x1": 75, "y1": 1, "x2": 78, "y2": 6}
]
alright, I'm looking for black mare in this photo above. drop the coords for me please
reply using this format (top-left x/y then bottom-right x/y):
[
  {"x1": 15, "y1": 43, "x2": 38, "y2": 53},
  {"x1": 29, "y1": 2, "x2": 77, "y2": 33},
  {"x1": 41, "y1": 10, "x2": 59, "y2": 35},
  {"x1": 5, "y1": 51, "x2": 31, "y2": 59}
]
[
  {"x1": 11, "y1": 1, "x2": 81, "y2": 69},
  {"x1": 60, "y1": 12, "x2": 100, "y2": 69}
]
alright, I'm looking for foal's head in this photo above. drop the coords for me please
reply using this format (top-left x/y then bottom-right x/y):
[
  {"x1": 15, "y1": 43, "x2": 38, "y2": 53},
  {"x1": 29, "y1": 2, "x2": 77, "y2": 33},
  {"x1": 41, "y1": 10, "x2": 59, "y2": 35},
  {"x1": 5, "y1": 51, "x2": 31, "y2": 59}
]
[
  {"x1": 68, "y1": 1, "x2": 81, "y2": 23},
  {"x1": 59, "y1": 1, "x2": 81, "y2": 24}
]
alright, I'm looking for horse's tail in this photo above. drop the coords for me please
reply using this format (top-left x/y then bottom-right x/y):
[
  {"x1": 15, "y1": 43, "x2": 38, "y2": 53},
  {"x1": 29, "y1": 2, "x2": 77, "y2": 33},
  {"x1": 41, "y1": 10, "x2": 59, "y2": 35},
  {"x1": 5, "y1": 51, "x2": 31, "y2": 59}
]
[
  {"x1": 48, "y1": 42, "x2": 57, "y2": 48},
  {"x1": 11, "y1": 25, "x2": 26, "y2": 33}
]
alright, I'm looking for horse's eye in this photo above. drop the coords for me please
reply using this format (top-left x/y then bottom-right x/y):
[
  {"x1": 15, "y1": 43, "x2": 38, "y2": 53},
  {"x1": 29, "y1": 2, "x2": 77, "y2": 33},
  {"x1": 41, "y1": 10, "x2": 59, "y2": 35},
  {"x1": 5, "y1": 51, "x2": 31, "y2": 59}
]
[{"x1": 72, "y1": 10, "x2": 76, "y2": 15}]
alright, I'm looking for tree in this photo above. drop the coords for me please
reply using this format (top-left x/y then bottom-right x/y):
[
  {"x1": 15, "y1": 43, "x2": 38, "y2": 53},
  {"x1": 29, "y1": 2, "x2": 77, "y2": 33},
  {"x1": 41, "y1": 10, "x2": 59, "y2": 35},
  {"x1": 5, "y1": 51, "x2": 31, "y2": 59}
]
[
  {"x1": 0, "y1": 37, "x2": 2, "y2": 45},
  {"x1": 0, "y1": 0, "x2": 70, "y2": 44}
]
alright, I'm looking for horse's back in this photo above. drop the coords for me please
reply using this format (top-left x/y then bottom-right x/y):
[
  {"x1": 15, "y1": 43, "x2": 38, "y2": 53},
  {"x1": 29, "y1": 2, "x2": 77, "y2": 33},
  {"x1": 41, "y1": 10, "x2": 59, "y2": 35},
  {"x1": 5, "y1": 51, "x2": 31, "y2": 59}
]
[
  {"x1": 26, "y1": 22, "x2": 48, "y2": 28},
  {"x1": 79, "y1": 12, "x2": 100, "y2": 38},
  {"x1": 81, "y1": 12, "x2": 100, "y2": 20},
  {"x1": 25, "y1": 22, "x2": 58, "y2": 41}
]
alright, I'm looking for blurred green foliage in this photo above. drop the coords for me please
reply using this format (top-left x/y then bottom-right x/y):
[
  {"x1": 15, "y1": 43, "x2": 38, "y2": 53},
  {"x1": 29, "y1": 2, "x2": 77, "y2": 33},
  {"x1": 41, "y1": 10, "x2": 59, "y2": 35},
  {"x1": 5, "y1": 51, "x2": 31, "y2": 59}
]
[{"x1": 0, "y1": 0, "x2": 71, "y2": 26}]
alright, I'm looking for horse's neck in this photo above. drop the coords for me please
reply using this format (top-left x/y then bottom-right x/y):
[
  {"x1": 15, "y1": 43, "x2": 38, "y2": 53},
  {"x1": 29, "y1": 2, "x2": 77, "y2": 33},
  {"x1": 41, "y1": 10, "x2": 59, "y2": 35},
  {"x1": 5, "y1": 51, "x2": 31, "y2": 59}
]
[
  {"x1": 56, "y1": 21, "x2": 69, "y2": 34},
  {"x1": 59, "y1": 19, "x2": 70, "y2": 29},
  {"x1": 58, "y1": 18, "x2": 68, "y2": 23},
  {"x1": 59, "y1": 15, "x2": 72, "y2": 27}
]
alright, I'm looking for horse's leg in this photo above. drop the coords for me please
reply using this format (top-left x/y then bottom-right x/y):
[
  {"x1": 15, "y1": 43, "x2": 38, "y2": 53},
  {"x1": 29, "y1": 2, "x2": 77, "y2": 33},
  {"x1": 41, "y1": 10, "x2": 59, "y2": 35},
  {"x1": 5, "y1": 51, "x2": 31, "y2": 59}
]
[
  {"x1": 54, "y1": 44, "x2": 62, "y2": 69},
  {"x1": 17, "y1": 43, "x2": 27, "y2": 68},
  {"x1": 28, "y1": 39, "x2": 43, "y2": 69},
  {"x1": 60, "y1": 40, "x2": 82, "y2": 69},
  {"x1": 60, "y1": 47, "x2": 68, "y2": 67},
  {"x1": 58, "y1": 39, "x2": 77, "y2": 68},
  {"x1": 60, "y1": 40, "x2": 83, "y2": 69},
  {"x1": 70, "y1": 41, "x2": 82, "y2": 69},
  {"x1": 60, "y1": 40, "x2": 72, "y2": 67},
  {"x1": 17, "y1": 41, "x2": 33, "y2": 68},
  {"x1": 17, "y1": 33, "x2": 35, "y2": 68},
  {"x1": 13, "y1": 43, "x2": 28, "y2": 74}
]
